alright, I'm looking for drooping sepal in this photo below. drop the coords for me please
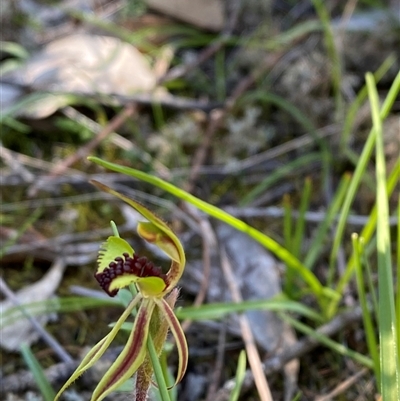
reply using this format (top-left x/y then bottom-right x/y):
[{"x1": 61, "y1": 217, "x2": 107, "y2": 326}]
[
  {"x1": 155, "y1": 297, "x2": 188, "y2": 386},
  {"x1": 91, "y1": 298, "x2": 156, "y2": 401},
  {"x1": 54, "y1": 294, "x2": 142, "y2": 401}
]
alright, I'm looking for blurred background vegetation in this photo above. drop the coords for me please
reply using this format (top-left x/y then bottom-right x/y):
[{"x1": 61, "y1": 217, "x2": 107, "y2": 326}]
[{"x1": 1, "y1": 1, "x2": 399, "y2": 400}]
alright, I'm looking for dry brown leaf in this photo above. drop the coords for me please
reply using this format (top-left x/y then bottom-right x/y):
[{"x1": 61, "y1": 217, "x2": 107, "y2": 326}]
[
  {"x1": 146, "y1": 0, "x2": 224, "y2": 32},
  {"x1": 5, "y1": 34, "x2": 158, "y2": 118},
  {"x1": 0, "y1": 259, "x2": 66, "y2": 351}
]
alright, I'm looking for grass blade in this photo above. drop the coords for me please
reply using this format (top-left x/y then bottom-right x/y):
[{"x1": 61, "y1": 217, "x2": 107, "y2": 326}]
[
  {"x1": 366, "y1": 72, "x2": 399, "y2": 399},
  {"x1": 240, "y1": 154, "x2": 320, "y2": 206},
  {"x1": 176, "y1": 296, "x2": 323, "y2": 322},
  {"x1": 283, "y1": 194, "x2": 293, "y2": 253},
  {"x1": 20, "y1": 344, "x2": 56, "y2": 401},
  {"x1": 88, "y1": 156, "x2": 327, "y2": 304},
  {"x1": 397, "y1": 194, "x2": 400, "y2": 351},
  {"x1": 285, "y1": 177, "x2": 312, "y2": 294},
  {"x1": 292, "y1": 177, "x2": 312, "y2": 260},
  {"x1": 229, "y1": 350, "x2": 247, "y2": 401},
  {"x1": 304, "y1": 173, "x2": 350, "y2": 270},
  {"x1": 352, "y1": 234, "x2": 380, "y2": 385},
  {"x1": 340, "y1": 54, "x2": 396, "y2": 150},
  {"x1": 282, "y1": 314, "x2": 373, "y2": 369},
  {"x1": 328, "y1": 70, "x2": 400, "y2": 318},
  {"x1": 147, "y1": 333, "x2": 171, "y2": 401}
]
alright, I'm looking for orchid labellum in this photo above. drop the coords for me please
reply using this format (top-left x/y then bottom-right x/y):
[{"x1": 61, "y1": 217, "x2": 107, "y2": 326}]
[{"x1": 55, "y1": 181, "x2": 188, "y2": 401}]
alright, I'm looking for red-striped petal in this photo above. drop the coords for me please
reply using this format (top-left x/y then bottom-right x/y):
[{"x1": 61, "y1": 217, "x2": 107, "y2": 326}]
[
  {"x1": 54, "y1": 294, "x2": 142, "y2": 401},
  {"x1": 91, "y1": 298, "x2": 155, "y2": 401},
  {"x1": 155, "y1": 297, "x2": 188, "y2": 386}
]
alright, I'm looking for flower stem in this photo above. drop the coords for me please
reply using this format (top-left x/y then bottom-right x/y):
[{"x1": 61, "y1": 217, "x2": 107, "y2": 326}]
[{"x1": 147, "y1": 333, "x2": 171, "y2": 401}]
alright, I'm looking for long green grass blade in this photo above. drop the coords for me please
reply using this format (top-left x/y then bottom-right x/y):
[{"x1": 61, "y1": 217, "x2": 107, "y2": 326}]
[
  {"x1": 283, "y1": 194, "x2": 293, "y2": 253},
  {"x1": 340, "y1": 54, "x2": 396, "y2": 150},
  {"x1": 20, "y1": 344, "x2": 56, "y2": 401},
  {"x1": 397, "y1": 194, "x2": 400, "y2": 351},
  {"x1": 229, "y1": 350, "x2": 247, "y2": 401},
  {"x1": 88, "y1": 156, "x2": 327, "y2": 304},
  {"x1": 328, "y1": 70, "x2": 400, "y2": 317},
  {"x1": 352, "y1": 234, "x2": 380, "y2": 385},
  {"x1": 331, "y1": 158, "x2": 400, "y2": 319},
  {"x1": 285, "y1": 177, "x2": 312, "y2": 294},
  {"x1": 282, "y1": 314, "x2": 374, "y2": 369},
  {"x1": 176, "y1": 297, "x2": 322, "y2": 322},
  {"x1": 2, "y1": 297, "x2": 120, "y2": 328},
  {"x1": 292, "y1": 177, "x2": 312, "y2": 260},
  {"x1": 304, "y1": 173, "x2": 350, "y2": 270},
  {"x1": 366, "y1": 72, "x2": 399, "y2": 399},
  {"x1": 240, "y1": 154, "x2": 319, "y2": 207}
]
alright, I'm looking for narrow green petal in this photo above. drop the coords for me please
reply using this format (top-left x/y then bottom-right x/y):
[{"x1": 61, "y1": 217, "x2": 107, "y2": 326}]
[
  {"x1": 91, "y1": 299, "x2": 156, "y2": 401},
  {"x1": 155, "y1": 298, "x2": 188, "y2": 386},
  {"x1": 54, "y1": 294, "x2": 142, "y2": 400},
  {"x1": 97, "y1": 236, "x2": 134, "y2": 273},
  {"x1": 54, "y1": 337, "x2": 108, "y2": 401}
]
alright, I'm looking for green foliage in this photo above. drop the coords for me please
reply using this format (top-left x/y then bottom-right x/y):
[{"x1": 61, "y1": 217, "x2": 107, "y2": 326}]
[
  {"x1": 366, "y1": 72, "x2": 399, "y2": 399},
  {"x1": 20, "y1": 344, "x2": 56, "y2": 401},
  {"x1": 3, "y1": 3, "x2": 399, "y2": 399}
]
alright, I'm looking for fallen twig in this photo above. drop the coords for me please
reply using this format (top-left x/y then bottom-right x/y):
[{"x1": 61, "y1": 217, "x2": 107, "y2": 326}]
[
  {"x1": 27, "y1": 103, "x2": 137, "y2": 197},
  {"x1": 219, "y1": 247, "x2": 274, "y2": 401}
]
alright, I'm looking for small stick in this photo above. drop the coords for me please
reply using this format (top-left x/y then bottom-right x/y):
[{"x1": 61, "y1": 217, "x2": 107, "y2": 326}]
[
  {"x1": 28, "y1": 103, "x2": 137, "y2": 197},
  {"x1": 219, "y1": 247, "x2": 274, "y2": 401},
  {"x1": 215, "y1": 306, "x2": 365, "y2": 400},
  {"x1": 314, "y1": 367, "x2": 369, "y2": 401}
]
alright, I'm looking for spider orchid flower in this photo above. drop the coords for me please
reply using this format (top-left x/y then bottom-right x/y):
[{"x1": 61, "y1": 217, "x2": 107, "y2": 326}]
[{"x1": 55, "y1": 181, "x2": 188, "y2": 401}]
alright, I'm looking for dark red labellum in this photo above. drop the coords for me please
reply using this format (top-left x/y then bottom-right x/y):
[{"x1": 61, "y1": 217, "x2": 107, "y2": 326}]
[{"x1": 95, "y1": 253, "x2": 167, "y2": 297}]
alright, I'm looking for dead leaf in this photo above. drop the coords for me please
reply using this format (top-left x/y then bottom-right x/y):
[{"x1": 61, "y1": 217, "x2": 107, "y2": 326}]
[
  {"x1": 146, "y1": 0, "x2": 224, "y2": 32},
  {"x1": 0, "y1": 258, "x2": 66, "y2": 351},
  {"x1": 5, "y1": 34, "x2": 157, "y2": 118}
]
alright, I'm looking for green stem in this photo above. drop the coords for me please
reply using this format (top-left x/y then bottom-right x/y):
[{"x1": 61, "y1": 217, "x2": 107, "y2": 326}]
[{"x1": 147, "y1": 334, "x2": 171, "y2": 401}]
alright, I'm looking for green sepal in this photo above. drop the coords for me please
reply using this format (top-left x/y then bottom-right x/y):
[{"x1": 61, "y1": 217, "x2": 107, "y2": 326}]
[
  {"x1": 155, "y1": 297, "x2": 188, "y2": 386},
  {"x1": 91, "y1": 299, "x2": 156, "y2": 401},
  {"x1": 54, "y1": 294, "x2": 142, "y2": 401},
  {"x1": 97, "y1": 236, "x2": 134, "y2": 273}
]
